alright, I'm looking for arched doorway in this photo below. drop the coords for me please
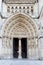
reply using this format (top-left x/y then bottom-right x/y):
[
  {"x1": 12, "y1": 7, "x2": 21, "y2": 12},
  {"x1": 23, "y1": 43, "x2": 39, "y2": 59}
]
[{"x1": 2, "y1": 13, "x2": 38, "y2": 59}]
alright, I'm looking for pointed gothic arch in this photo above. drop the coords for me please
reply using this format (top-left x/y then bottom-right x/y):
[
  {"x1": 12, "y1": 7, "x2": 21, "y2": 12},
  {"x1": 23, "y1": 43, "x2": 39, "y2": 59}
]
[
  {"x1": 2, "y1": 13, "x2": 38, "y2": 59},
  {"x1": 2, "y1": 13, "x2": 38, "y2": 37}
]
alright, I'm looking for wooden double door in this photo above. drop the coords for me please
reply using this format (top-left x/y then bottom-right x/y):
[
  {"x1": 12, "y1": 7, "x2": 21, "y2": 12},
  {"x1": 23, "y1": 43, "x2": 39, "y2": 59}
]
[{"x1": 13, "y1": 38, "x2": 27, "y2": 58}]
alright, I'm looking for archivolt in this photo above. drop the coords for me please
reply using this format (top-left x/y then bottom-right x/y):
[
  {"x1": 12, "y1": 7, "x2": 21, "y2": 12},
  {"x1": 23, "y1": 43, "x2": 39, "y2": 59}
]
[{"x1": 2, "y1": 13, "x2": 38, "y2": 38}]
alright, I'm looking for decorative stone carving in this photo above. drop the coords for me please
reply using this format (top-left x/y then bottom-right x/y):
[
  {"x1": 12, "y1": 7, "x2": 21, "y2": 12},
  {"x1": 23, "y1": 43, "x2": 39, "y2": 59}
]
[
  {"x1": 1, "y1": 13, "x2": 38, "y2": 59},
  {"x1": 4, "y1": 0, "x2": 36, "y2": 4}
]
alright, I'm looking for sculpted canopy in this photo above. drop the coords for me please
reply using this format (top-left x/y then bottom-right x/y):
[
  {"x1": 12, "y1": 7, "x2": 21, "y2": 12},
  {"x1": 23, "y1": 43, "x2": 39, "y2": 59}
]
[{"x1": 3, "y1": 0, "x2": 37, "y2": 4}]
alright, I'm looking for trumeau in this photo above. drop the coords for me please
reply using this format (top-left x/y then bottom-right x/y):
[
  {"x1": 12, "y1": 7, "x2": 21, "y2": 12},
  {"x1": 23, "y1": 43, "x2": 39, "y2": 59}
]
[{"x1": 4, "y1": 0, "x2": 36, "y2": 4}]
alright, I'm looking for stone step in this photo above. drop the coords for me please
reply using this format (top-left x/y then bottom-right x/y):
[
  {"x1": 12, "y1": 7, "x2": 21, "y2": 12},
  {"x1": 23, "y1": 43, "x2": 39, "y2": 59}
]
[{"x1": 0, "y1": 59, "x2": 42, "y2": 65}]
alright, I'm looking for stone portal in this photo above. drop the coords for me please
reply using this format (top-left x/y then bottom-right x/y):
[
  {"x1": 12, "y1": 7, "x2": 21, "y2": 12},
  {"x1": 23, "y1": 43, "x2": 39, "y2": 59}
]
[{"x1": 2, "y1": 14, "x2": 38, "y2": 59}]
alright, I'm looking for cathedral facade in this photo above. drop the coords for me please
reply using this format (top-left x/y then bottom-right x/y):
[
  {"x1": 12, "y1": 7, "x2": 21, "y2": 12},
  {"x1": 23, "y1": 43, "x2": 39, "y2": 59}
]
[{"x1": 0, "y1": 0, "x2": 43, "y2": 60}]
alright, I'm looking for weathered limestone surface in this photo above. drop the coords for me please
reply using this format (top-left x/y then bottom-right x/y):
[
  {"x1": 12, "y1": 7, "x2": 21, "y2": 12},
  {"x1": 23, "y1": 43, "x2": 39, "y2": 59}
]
[
  {"x1": 0, "y1": 0, "x2": 43, "y2": 61},
  {"x1": 4, "y1": 0, "x2": 36, "y2": 3}
]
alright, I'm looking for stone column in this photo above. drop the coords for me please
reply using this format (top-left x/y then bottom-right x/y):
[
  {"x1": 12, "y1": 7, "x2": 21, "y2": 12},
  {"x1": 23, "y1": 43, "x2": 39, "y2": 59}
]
[
  {"x1": 18, "y1": 39, "x2": 22, "y2": 59},
  {"x1": 0, "y1": 0, "x2": 2, "y2": 14},
  {"x1": 0, "y1": 37, "x2": 3, "y2": 58},
  {"x1": 38, "y1": 29, "x2": 43, "y2": 60}
]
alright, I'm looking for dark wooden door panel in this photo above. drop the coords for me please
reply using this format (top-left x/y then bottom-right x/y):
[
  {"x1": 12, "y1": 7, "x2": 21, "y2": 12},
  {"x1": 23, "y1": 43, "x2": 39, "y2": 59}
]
[
  {"x1": 13, "y1": 38, "x2": 19, "y2": 58},
  {"x1": 21, "y1": 38, "x2": 27, "y2": 58}
]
